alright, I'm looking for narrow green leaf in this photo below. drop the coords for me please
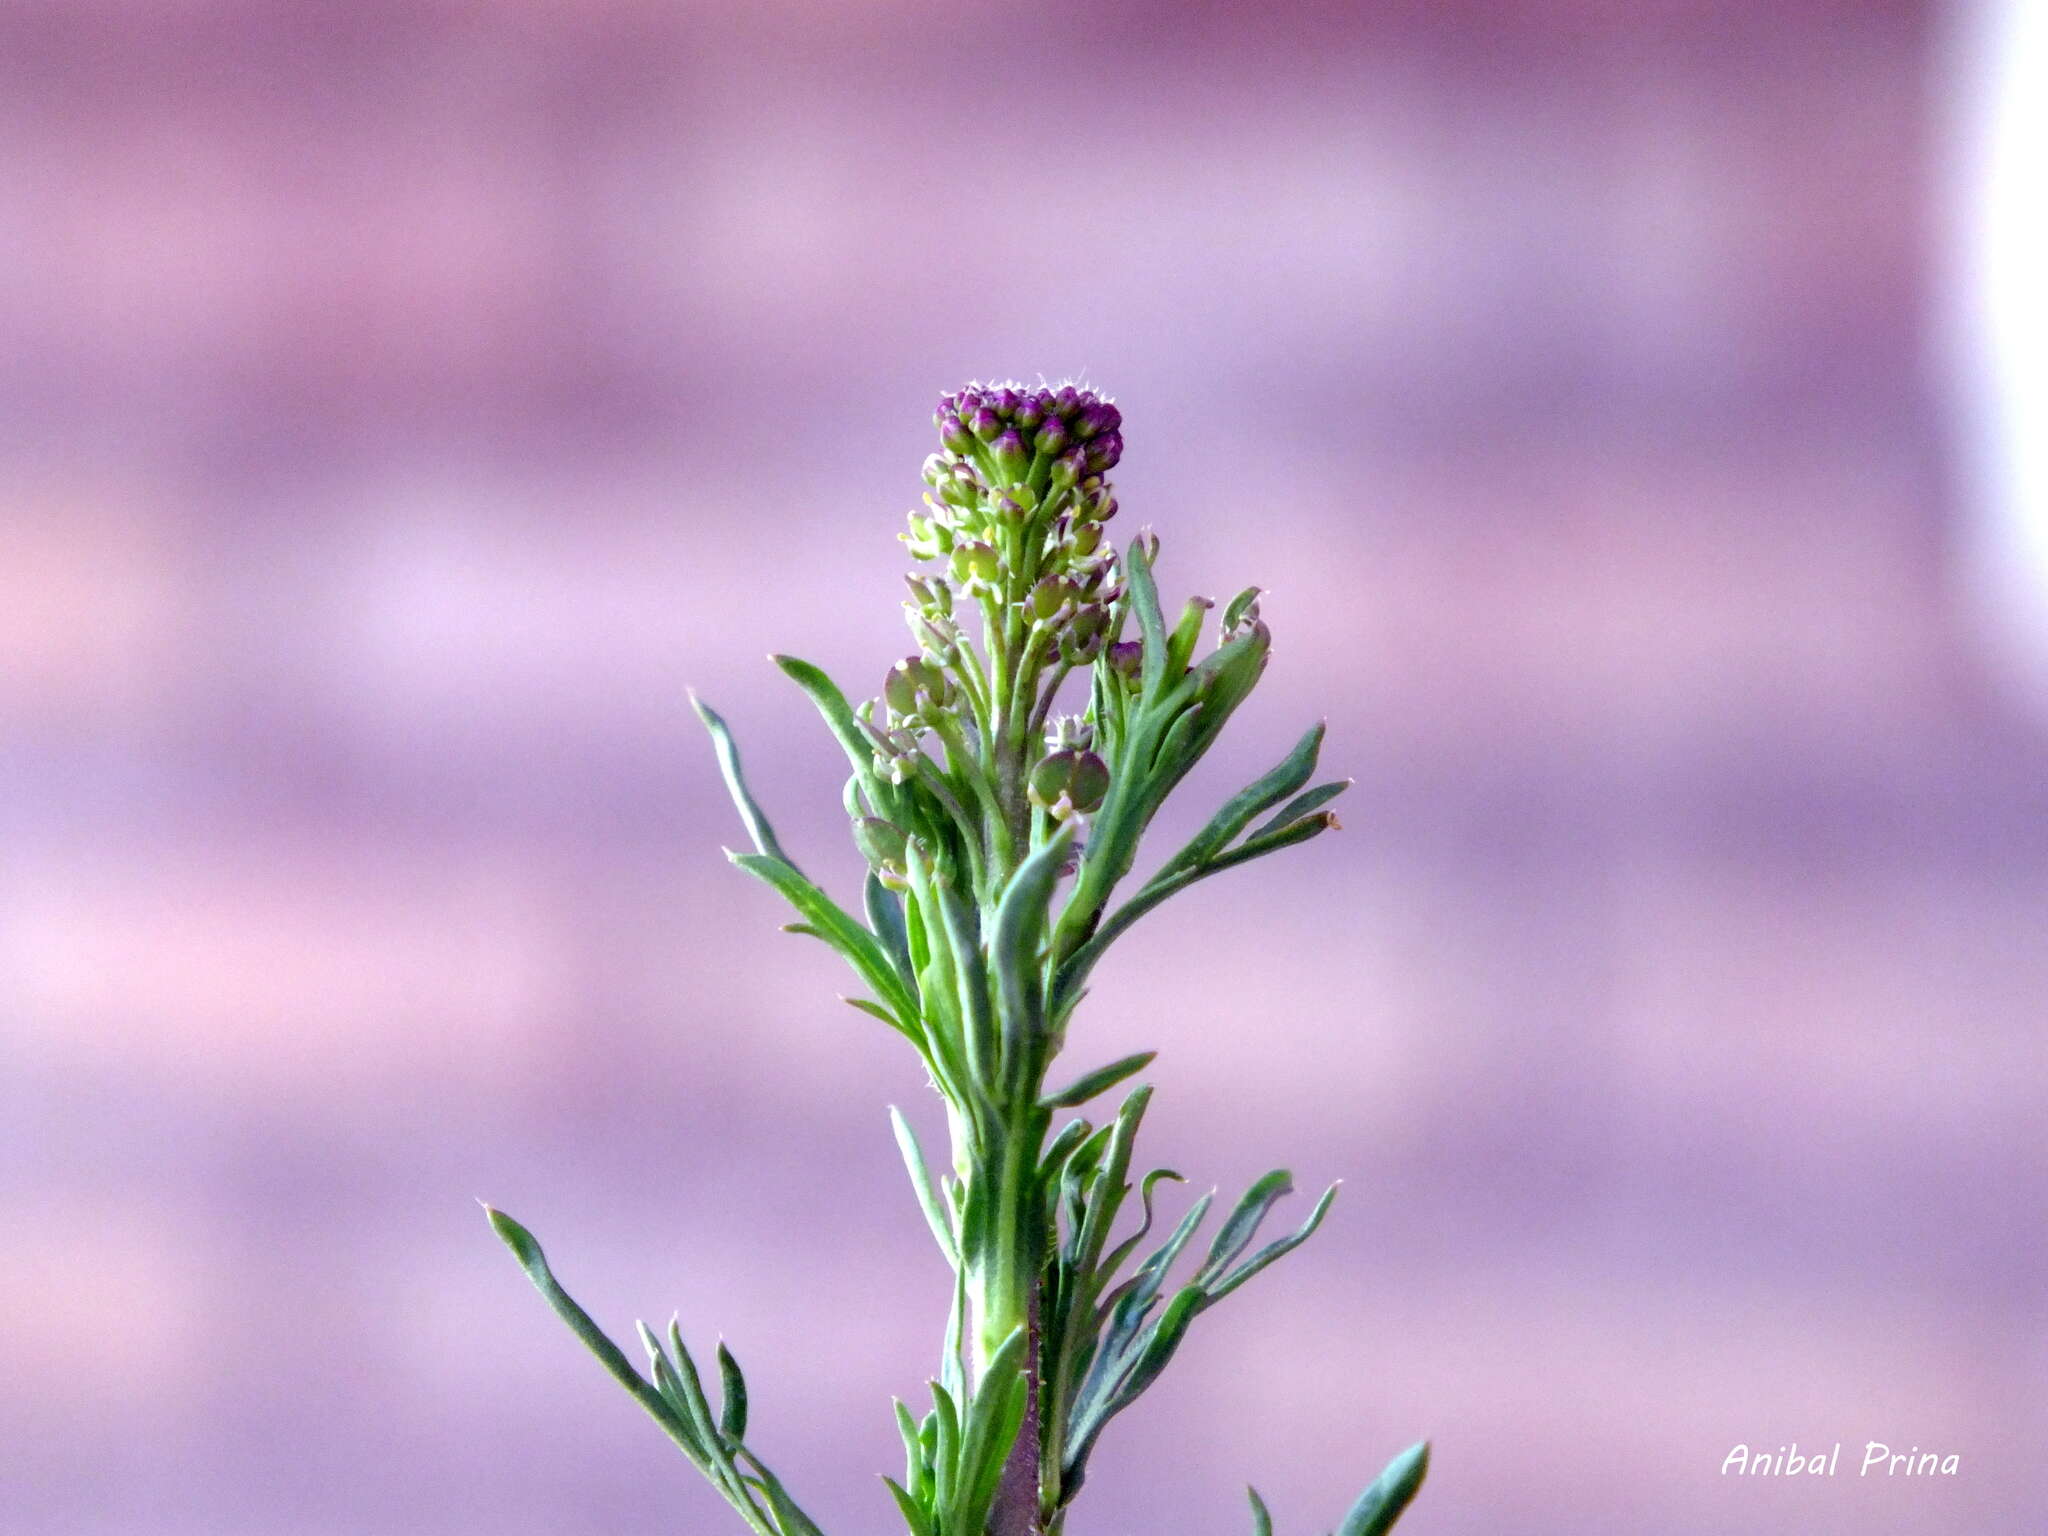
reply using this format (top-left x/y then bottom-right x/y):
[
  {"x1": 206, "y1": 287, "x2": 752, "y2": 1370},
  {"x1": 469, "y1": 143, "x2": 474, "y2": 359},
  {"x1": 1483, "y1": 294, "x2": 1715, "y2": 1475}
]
[
  {"x1": 990, "y1": 824, "x2": 1075, "y2": 1095},
  {"x1": 1040, "y1": 1049, "x2": 1157, "y2": 1109},
  {"x1": 1097, "y1": 1166, "x2": 1188, "y2": 1281},
  {"x1": 1247, "y1": 1485, "x2": 1274, "y2": 1536},
  {"x1": 928, "y1": 1381, "x2": 961, "y2": 1516},
  {"x1": 482, "y1": 1206, "x2": 702, "y2": 1458},
  {"x1": 954, "y1": 1327, "x2": 1028, "y2": 1536},
  {"x1": 1248, "y1": 778, "x2": 1350, "y2": 842},
  {"x1": 933, "y1": 873, "x2": 996, "y2": 1091},
  {"x1": 662, "y1": 1315, "x2": 728, "y2": 1466},
  {"x1": 1039, "y1": 1117, "x2": 1095, "y2": 1187},
  {"x1": 692, "y1": 694, "x2": 800, "y2": 871},
  {"x1": 729, "y1": 851, "x2": 918, "y2": 1023},
  {"x1": 737, "y1": 1447, "x2": 828, "y2": 1536},
  {"x1": 1164, "y1": 594, "x2": 1213, "y2": 677},
  {"x1": 1206, "y1": 1182, "x2": 1339, "y2": 1303},
  {"x1": 894, "y1": 1399, "x2": 928, "y2": 1497},
  {"x1": 1193, "y1": 1170, "x2": 1294, "y2": 1289},
  {"x1": 882, "y1": 1474, "x2": 935, "y2": 1536},
  {"x1": 716, "y1": 1340, "x2": 749, "y2": 1443},
  {"x1": 1125, "y1": 539, "x2": 1169, "y2": 696},
  {"x1": 890, "y1": 1105, "x2": 959, "y2": 1266},
  {"x1": 773, "y1": 653, "x2": 894, "y2": 812},
  {"x1": 1073, "y1": 1086, "x2": 1152, "y2": 1285},
  {"x1": 864, "y1": 872, "x2": 919, "y2": 996},
  {"x1": 1158, "y1": 722, "x2": 1325, "y2": 879},
  {"x1": 1336, "y1": 1441, "x2": 1430, "y2": 1536},
  {"x1": 1221, "y1": 586, "x2": 1262, "y2": 632},
  {"x1": 1203, "y1": 810, "x2": 1337, "y2": 874}
]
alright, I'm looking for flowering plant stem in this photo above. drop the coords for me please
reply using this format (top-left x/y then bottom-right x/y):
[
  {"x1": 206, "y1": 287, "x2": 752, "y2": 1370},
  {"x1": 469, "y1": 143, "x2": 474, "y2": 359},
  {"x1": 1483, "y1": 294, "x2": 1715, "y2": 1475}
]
[{"x1": 485, "y1": 382, "x2": 1428, "y2": 1536}]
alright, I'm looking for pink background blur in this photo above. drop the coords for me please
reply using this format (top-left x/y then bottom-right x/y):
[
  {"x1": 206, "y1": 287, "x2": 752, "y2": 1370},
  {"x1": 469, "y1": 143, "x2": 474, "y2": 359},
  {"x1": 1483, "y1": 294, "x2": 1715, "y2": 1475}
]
[{"x1": 5, "y1": 2, "x2": 2042, "y2": 1533}]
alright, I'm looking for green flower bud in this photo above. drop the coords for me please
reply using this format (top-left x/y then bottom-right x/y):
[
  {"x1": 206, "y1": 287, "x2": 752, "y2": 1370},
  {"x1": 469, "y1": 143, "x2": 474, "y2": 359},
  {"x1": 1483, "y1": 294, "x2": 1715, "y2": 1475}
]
[
  {"x1": 992, "y1": 429, "x2": 1029, "y2": 482},
  {"x1": 1060, "y1": 604, "x2": 1108, "y2": 664},
  {"x1": 1044, "y1": 713, "x2": 1094, "y2": 752},
  {"x1": 1106, "y1": 639, "x2": 1143, "y2": 685},
  {"x1": 1029, "y1": 575, "x2": 1079, "y2": 624},
  {"x1": 851, "y1": 817, "x2": 911, "y2": 887},
  {"x1": 1028, "y1": 748, "x2": 1110, "y2": 818},
  {"x1": 902, "y1": 573, "x2": 945, "y2": 615}
]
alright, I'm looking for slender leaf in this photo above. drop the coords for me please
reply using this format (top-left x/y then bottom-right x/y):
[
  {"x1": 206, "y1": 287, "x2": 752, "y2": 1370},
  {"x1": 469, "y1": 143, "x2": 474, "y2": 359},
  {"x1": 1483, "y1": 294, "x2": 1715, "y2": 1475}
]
[
  {"x1": 1125, "y1": 539, "x2": 1170, "y2": 697},
  {"x1": 864, "y1": 872, "x2": 919, "y2": 996},
  {"x1": 1247, "y1": 1485, "x2": 1273, "y2": 1536},
  {"x1": 729, "y1": 851, "x2": 917, "y2": 1023},
  {"x1": 1192, "y1": 1170, "x2": 1294, "y2": 1289},
  {"x1": 1336, "y1": 1442, "x2": 1430, "y2": 1536},
  {"x1": 1206, "y1": 1183, "x2": 1339, "y2": 1303},
  {"x1": 483, "y1": 1207, "x2": 702, "y2": 1459},
  {"x1": 1248, "y1": 778, "x2": 1350, "y2": 842},
  {"x1": 1041, "y1": 1049, "x2": 1157, "y2": 1109},
  {"x1": 890, "y1": 1105, "x2": 959, "y2": 1265},
  {"x1": 883, "y1": 1474, "x2": 935, "y2": 1536},
  {"x1": 773, "y1": 653, "x2": 893, "y2": 811},
  {"x1": 1155, "y1": 722, "x2": 1323, "y2": 878},
  {"x1": 693, "y1": 694, "x2": 800, "y2": 871},
  {"x1": 716, "y1": 1340, "x2": 749, "y2": 1443},
  {"x1": 989, "y1": 824, "x2": 1074, "y2": 1094}
]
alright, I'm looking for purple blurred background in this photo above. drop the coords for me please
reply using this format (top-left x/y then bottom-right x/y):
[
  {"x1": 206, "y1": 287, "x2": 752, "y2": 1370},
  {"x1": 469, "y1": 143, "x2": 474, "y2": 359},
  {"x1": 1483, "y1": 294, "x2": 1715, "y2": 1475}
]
[{"x1": 5, "y1": 1, "x2": 2043, "y2": 1532}]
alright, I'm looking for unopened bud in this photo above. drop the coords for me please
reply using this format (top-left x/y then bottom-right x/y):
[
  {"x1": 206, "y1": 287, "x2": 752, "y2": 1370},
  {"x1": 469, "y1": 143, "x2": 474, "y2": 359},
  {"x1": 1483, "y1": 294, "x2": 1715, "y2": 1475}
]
[
  {"x1": 852, "y1": 817, "x2": 910, "y2": 884},
  {"x1": 1084, "y1": 431, "x2": 1122, "y2": 474},
  {"x1": 992, "y1": 429, "x2": 1029, "y2": 482},
  {"x1": 939, "y1": 414, "x2": 974, "y2": 455},
  {"x1": 1106, "y1": 639, "x2": 1144, "y2": 683},
  {"x1": 1044, "y1": 714, "x2": 1094, "y2": 752},
  {"x1": 1061, "y1": 605, "x2": 1108, "y2": 664},
  {"x1": 971, "y1": 407, "x2": 1002, "y2": 443},
  {"x1": 1030, "y1": 575, "x2": 1079, "y2": 624},
  {"x1": 1034, "y1": 417, "x2": 1069, "y2": 457}
]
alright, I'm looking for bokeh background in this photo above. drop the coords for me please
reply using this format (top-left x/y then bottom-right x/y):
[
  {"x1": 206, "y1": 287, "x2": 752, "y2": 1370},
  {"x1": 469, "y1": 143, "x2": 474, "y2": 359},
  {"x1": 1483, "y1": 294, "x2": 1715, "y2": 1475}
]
[{"x1": 5, "y1": 1, "x2": 2043, "y2": 1532}]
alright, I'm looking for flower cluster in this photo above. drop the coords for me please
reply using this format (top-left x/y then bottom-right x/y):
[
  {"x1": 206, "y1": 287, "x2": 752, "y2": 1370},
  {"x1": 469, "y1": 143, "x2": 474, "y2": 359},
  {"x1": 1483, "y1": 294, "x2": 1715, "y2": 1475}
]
[{"x1": 494, "y1": 380, "x2": 1427, "y2": 1536}]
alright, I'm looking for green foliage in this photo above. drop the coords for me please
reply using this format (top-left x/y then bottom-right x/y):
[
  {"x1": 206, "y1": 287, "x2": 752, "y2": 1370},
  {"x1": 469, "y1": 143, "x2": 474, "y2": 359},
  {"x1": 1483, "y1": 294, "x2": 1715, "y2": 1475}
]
[{"x1": 486, "y1": 382, "x2": 1426, "y2": 1536}]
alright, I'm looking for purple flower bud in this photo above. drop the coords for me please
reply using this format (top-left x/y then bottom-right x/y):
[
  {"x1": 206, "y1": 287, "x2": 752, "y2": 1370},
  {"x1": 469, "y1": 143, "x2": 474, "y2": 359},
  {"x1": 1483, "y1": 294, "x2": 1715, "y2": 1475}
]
[
  {"x1": 971, "y1": 407, "x2": 1002, "y2": 443},
  {"x1": 994, "y1": 386, "x2": 1021, "y2": 418},
  {"x1": 1050, "y1": 450, "x2": 1085, "y2": 492},
  {"x1": 1054, "y1": 384, "x2": 1079, "y2": 414},
  {"x1": 1072, "y1": 401, "x2": 1112, "y2": 441},
  {"x1": 992, "y1": 429, "x2": 1029, "y2": 481},
  {"x1": 1084, "y1": 431, "x2": 1122, "y2": 474},
  {"x1": 1106, "y1": 639, "x2": 1143, "y2": 683},
  {"x1": 1034, "y1": 417, "x2": 1069, "y2": 457},
  {"x1": 1014, "y1": 394, "x2": 1045, "y2": 430},
  {"x1": 939, "y1": 414, "x2": 974, "y2": 455}
]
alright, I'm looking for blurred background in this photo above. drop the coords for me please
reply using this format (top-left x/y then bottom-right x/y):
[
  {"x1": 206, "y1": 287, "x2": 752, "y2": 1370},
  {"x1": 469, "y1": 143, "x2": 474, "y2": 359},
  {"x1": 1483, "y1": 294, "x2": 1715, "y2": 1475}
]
[{"x1": 3, "y1": 0, "x2": 2043, "y2": 1532}]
